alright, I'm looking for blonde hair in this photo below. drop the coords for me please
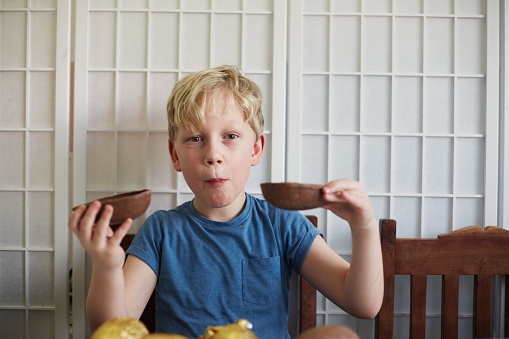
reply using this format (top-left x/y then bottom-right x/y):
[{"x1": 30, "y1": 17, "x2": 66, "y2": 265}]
[{"x1": 166, "y1": 65, "x2": 264, "y2": 141}]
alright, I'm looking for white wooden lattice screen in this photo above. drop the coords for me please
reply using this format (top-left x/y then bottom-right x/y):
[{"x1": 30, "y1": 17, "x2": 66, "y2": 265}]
[
  {"x1": 0, "y1": 0, "x2": 70, "y2": 338},
  {"x1": 287, "y1": 0, "x2": 499, "y2": 337}
]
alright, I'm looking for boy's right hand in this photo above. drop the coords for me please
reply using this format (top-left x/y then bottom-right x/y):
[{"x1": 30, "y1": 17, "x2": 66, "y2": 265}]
[{"x1": 69, "y1": 201, "x2": 132, "y2": 270}]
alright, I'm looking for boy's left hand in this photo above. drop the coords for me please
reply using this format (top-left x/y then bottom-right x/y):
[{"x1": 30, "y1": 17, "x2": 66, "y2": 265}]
[{"x1": 320, "y1": 178, "x2": 376, "y2": 232}]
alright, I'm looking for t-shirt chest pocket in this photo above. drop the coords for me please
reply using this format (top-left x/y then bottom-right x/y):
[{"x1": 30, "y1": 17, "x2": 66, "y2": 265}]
[{"x1": 242, "y1": 256, "x2": 282, "y2": 306}]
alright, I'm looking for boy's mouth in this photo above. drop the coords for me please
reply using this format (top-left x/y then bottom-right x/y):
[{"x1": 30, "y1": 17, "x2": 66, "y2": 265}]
[{"x1": 206, "y1": 178, "x2": 227, "y2": 186}]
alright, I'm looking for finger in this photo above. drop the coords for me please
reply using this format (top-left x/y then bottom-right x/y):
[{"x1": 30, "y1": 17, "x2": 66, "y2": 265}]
[
  {"x1": 92, "y1": 204, "x2": 114, "y2": 240},
  {"x1": 334, "y1": 185, "x2": 372, "y2": 207},
  {"x1": 68, "y1": 205, "x2": 87, "y2": 235},
  {"x1": 335, "y1": 189, "x2": 366, "y2": 208},
  {"x1": 322, "y1": 179, "x2": 367, "y2": 202},
  {"x1": 322, "y1": 178, "x2": 361, "y2": 194},
  {"x1": 322, "y1": 190, "x2": 347, "y2": 203},
  {"x1": 78, "y1": 200, "x2": 102, "y2": 238},
  {"x1": 109, "y1": 218, "x2": 132, "y2": 245}
]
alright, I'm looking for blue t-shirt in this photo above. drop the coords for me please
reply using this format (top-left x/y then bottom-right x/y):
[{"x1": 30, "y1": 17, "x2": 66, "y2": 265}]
[{"x1": 126, "y1": 193, "x2": 322, "y2": 338}]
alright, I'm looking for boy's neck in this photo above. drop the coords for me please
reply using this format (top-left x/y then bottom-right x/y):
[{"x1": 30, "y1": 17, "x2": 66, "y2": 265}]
[{"x1": 193, "y1": 193, "x2": 247, "y2": 222}]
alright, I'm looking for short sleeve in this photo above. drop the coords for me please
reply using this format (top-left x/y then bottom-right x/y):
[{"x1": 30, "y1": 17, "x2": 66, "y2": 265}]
[
  {"x1": 126, "y1": 211, "x2": 163, "y2": 276},
  {"x1": 279, "y1": 210, "x2": 323, "y2": 274}
]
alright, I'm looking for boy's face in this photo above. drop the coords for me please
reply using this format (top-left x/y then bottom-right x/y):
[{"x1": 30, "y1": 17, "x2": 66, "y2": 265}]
[{"x1": 168, "y1": 90, "x2": 265, "y2": 220}]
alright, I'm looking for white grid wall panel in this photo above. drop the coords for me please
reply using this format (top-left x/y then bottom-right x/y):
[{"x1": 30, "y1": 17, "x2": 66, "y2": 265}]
[
  {"x1": 0, "y1": 0, "x2": 71, "y2": 338},
  {"x1": 288, "y1": 0, "x2": 498, "y2": 337}
]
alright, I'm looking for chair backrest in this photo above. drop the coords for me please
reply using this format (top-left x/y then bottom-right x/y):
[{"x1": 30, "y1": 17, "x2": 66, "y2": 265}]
[
  {"x1": 120, "y1": 215, "x2": 319, "y2": 334},
  {"x1": 375, "y1": 219, "x2": 509, "y2": 339},
  {"x1": 299, "y1": 215, "x2": 318, "y2": 333}
]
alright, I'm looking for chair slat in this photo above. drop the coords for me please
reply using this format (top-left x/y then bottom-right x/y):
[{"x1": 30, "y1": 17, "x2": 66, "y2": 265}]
[
  {"x1": 505, "y1": 276, "x2": 509, "y2": 338},
  {"x1": 375, "y1": 219, "x2": 397, "y2": 339},
  {"x1": 299, "y1": 215, "x2": 318, "y2": 333},
  {"x1": 473, "y1": 275, "x2": 491, "y2": 338},
  {"x1": 299, "y1": 276, "x2": 316, "y2": 332},
  {"x1": 441, "y1": 274, "x2": 459, "y2": 338},
  {"x1": 410, "y1": 274, "x2": 427, "y2": 339}
]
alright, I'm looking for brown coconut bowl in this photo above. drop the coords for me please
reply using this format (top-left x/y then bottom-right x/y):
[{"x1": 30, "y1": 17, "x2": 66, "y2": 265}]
[
  {"x1": 72, "y1": 189, "x2": 152, "y2": 229},
  {"x1": 260, "y1": 182, "x2": 325, "y2": 210}
]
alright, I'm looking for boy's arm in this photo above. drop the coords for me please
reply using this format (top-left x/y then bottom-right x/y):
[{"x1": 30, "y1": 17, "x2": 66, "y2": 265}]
[
  {"x1": 69, "y1": 201, "x2": 156, "y2": 331},
  {"x1": 87, "y1": 255, "x2": 157, "y2": 330},
  {"x1": 299, "y1": 179, "x2": 384, "y2": 319},
  {"x1": 124, "y1": 256, "x2": 158, "y2": 320},
  {"x1": 86, "y1": 263, "x2": 128, "y2": 330}
]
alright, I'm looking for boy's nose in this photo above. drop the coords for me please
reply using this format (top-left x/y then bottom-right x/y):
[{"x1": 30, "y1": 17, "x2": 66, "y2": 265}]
[
  {"x1": 206, "y1": 156, "x2": 223, "y2": 165},
  {"x1": 204, "y1": 142, "x2": 223, "y2": 165}
]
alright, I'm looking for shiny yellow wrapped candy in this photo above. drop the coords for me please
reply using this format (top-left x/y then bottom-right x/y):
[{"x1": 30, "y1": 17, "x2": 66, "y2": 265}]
[
  {"x1": 91, "y1": 317, "x2": 149, "y2": 339},
  {"x1": 144, "y1": 334, "x2": 188, "y2": 339},
  {"x1": 198, "y1": 319, "x2": 257, "y2": 339},
  {"x1": 91, "y1": 318, "x2": 257, "y2": 339}
]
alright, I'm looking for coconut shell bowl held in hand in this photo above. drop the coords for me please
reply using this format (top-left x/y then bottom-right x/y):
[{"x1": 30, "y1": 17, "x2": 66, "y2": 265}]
[
  {"x1": 72, "y1": 189, "x2": 152, "y2": 231},
  {"x1": 260, "y1": 182, "x2": 326, "y2": 210}
]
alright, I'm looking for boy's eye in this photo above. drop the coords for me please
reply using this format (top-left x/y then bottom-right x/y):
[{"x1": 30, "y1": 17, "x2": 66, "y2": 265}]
[
  {"x1": 225, "y1": 134, "x2": 238, "y2": 140},
  {"x1": 190, "y1": 136, "x2": 202, "y2": 142}
]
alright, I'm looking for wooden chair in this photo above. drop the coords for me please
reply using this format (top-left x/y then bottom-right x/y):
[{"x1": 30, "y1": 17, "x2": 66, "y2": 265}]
[
  {"x1": 375, "y1": 218, "x2": 509, "y2": 339},
  {"x1": 120, "y1": 215, "x2": 319, "y2": 334}
]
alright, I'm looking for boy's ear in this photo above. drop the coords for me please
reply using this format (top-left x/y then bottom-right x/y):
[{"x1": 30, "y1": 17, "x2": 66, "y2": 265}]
[
  {"x1": 251, "y1": 134, "x2": 266, "y2": 166},
  {"x1": 168, "y1": 139, "x2": 182, "y2": 172}
]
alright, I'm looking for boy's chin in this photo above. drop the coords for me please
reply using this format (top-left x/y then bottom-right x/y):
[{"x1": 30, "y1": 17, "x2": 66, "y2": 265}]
[
  {"x1": 195, "y1": 191, "x2": 246, "y2": 217},
  {"x1": 208, "y1": 193, "x2": 242, "y2": 210}
]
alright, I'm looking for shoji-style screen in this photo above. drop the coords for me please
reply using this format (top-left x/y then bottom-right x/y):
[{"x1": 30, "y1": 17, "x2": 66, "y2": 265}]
[
  {"x1": 288, "y1": 0, "x2": 498, "y2": 337},
  {"x1": 0, "y1": 0, "x2": 70, "y2": 338},
  {"x1": 72, "y1": 0, "x2": 286, "y2": 337}
]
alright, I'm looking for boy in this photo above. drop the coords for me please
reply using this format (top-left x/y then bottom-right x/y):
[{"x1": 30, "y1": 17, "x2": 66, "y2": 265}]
[{"x1": 69, "y1": 65, "x2": 383, "y2": 338}]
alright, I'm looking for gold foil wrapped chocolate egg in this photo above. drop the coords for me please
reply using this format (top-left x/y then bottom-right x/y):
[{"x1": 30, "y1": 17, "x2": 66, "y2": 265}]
[
  {"x1": 198, "y1": 319, "x2": 257, "y2": 339},
  {"x1": 91, "y1": 317, "x2": 149, "y2": 339}
]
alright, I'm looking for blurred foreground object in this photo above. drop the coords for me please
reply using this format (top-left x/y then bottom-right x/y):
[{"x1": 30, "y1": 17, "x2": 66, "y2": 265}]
[
  {"x1": 198, "y1": 319, "x2": 257, "y2": 339},
  {"x1": 91, "y1": 318, "x2": 257, "y2": 339},
  {"x1": 297, "y1": 325, "x2": 360, "y2": 339},
  {"x1": 91, "y1": 317, "x2": 149, "y2": 339}
]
